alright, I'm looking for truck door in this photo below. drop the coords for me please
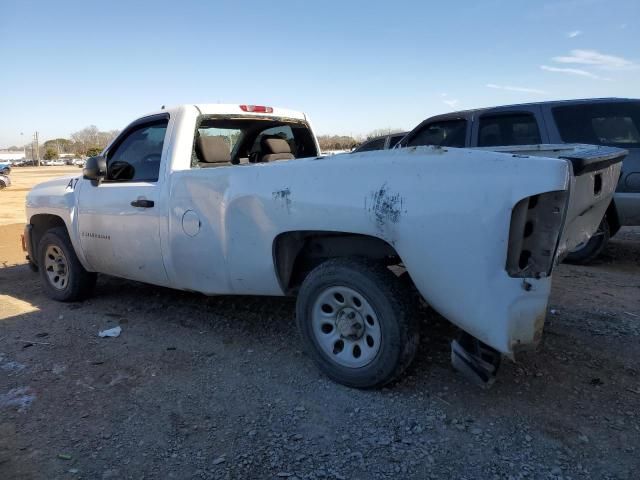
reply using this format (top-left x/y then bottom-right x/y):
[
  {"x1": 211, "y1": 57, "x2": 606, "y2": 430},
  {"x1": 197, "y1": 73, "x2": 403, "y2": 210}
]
[
  {"x1": 470, "y1": 106, "x2": 549, "y2": 147},
  {"x1": 77, "y1": 114, "x2": 170, "y2": 286}
]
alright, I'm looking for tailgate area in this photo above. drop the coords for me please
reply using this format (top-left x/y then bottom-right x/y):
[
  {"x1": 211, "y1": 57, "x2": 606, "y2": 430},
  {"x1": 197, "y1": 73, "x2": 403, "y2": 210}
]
[
  {"x1": 483, "y1": 143, "x2": 627, "y2": 266},
  {"x1": 555, "y1": 148, "x2": 625, "y2": 259}
]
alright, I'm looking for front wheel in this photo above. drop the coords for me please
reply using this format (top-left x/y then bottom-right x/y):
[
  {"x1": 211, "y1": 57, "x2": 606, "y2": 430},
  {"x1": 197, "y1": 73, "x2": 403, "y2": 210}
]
[
  {"x1": 296, "y1": 258, "x2": 419, "y2": 388},
  {"x1": 564, "y1": 217, "x2": 610, "y2": 265},
  {"x1": 37, "y1": 227, "x2": 97, "y2": 301}
]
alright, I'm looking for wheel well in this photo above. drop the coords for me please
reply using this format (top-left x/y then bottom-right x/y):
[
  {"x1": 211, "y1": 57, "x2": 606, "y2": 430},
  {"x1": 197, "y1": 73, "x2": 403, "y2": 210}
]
[
  {"x1": 605, "y1": 200, "x2": 621, "y2": 236},
  {"x1": 273, "y1": 231, "x2": 402, "y2": 294},
  {"x1": 29, "y1": 214, "x2": 68, "y2": 266}
]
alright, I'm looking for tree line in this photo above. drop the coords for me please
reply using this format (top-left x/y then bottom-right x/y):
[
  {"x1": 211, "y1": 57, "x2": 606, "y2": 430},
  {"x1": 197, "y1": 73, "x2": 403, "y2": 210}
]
[
  {"x1": 19, "y1": 126, "x2": 121, "y2": 160},
  {"x1": 317, "y1": 128, "x2": 404, "y2": 151},
  {"x1": 16, "y1": 126, "x2": 404, "y2": 160}
]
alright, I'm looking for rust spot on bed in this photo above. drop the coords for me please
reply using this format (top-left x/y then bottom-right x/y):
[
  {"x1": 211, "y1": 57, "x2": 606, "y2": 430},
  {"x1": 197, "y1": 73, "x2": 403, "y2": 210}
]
[
  {"x1": 272, "y1": 188, "x2": 292, "y2": 213},
  {"x1": 366, "y1": 183, "x2": 405, "y2": 228}
]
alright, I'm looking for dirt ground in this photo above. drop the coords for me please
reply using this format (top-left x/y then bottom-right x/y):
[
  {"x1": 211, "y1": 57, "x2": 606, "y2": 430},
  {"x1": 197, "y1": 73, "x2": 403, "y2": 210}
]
[{"x1": 0, "y1": 168, "x2": 639, "y2": 479}]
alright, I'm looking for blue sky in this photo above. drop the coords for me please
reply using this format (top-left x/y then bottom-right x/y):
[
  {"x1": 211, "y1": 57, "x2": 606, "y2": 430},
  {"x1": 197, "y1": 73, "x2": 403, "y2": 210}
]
[{"x1": 1, "y1": 0, "x2": 638, "y2": 147}]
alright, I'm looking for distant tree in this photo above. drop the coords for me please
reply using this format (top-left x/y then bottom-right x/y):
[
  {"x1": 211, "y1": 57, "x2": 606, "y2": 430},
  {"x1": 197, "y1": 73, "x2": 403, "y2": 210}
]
[
  {"x1": 70, "y1": 126, "x2": 119, "y2": 156},
  {"x1": 104, "y1": 129, "x2": 120, "y2": 144},
  {"x1": 317, "y1": 135, "x2": 358, "y2": 151},
  {"x1": 365, "y1": 128, "x2": 404, "y2": 140},
  {"x1": 86, "y1": 147, "x2": 103, "y2": 157},
  {"x1": 72, "y1": 142, "x2": 87, "y2": 156},
  {"x1": 43, "y1": 147, "x2": 58, "y2": 160},
  {"x1": 43, "y1": 138, "x2": 73, "y2": 154},
  {"x1": 71, "y1": 125, "x2": 99, "y2": 146}
]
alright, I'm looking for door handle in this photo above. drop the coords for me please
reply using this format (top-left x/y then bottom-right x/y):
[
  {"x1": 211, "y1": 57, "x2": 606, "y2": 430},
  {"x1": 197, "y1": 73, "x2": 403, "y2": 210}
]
[{"x1": 131, "y1": 199, "x2": 155, "y2": 208}]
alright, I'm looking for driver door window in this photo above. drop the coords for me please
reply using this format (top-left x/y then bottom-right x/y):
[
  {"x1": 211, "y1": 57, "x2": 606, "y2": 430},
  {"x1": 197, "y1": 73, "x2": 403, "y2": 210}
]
[{"x1": 106, "y1": 120, "x2": 168, "y2": 182}]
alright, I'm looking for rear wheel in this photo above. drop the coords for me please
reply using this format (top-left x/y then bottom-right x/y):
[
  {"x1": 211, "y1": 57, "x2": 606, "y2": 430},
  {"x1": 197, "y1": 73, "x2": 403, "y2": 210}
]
[
  {"x1": 0, "y1": 180, "x2": 5, "y2": 189},
  {"x1": 1, "y1": 167, "x2": 9, "y2": 175},
  {"x1": 38, "y1": 227, "x2": 97, "y2": 301},
  {"x1": 564, "y1": 217, "x2": 610, "y2": 265},
  {"x1": 296, "y1": 258, "x2": 419, "y2": 388}
]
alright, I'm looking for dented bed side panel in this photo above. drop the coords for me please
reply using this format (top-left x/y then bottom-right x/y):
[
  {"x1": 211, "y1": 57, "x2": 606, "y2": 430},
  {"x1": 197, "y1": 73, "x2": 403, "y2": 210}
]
[{"x1": 166, "y1": 146, "x2": 571, "y2": 354}]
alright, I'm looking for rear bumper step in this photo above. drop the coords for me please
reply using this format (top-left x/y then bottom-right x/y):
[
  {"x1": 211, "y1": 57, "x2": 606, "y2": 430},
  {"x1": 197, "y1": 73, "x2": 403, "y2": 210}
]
[{"x1": 451, "y1": 332, "x2": 502, "y2": 388}]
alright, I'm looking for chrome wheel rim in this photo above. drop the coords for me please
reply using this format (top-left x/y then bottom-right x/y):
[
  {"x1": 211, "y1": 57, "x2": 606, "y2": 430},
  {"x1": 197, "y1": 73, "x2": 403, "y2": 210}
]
[
  {"x1": 44, "y1": 245, "x2": 69, "y2": 290},
  {"x1": 311, "y1": 286, "x2": 382, "y2": 368}
]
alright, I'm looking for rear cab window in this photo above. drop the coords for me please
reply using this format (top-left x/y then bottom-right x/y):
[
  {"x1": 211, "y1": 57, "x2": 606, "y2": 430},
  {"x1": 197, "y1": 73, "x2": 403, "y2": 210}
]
[
  {"x1": 406, "y1": 119, "x2": 467, "y2": 148},
  {"x1": 192, "y1": 117, "x2": 318, "y2": 168},
  {"x1": 251, "y1": 125, "x2": 296, "y2": 156},
  {"x1": 552, "y1": 102, "x2": 640, "y2": 147},
  {"x1": 477, "y1": 113, "x2": 541, "y2": 147}
]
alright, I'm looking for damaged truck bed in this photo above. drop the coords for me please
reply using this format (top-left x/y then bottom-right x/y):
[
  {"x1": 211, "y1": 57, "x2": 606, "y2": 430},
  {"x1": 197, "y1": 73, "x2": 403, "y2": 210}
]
[{"x1": 22, "y1": 104, "x2": 626, "y2": 388}]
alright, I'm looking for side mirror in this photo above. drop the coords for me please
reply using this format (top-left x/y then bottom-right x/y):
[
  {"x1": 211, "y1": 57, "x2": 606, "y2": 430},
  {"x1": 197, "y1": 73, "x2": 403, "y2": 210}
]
[{"x1": 83, "y1": 156, "x2": 107, "y2": 185}]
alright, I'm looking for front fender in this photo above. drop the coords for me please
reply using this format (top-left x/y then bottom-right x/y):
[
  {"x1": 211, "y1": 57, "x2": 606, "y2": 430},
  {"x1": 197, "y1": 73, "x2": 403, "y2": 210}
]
[{"x1": 26, "y1": 176, "x2": 91, "y2": 271}]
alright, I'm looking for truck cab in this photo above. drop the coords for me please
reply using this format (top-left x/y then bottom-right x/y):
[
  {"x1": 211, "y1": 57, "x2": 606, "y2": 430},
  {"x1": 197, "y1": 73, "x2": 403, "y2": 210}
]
[{"x1": 29, "y1": 104, "x2": 319, "y2": 288}]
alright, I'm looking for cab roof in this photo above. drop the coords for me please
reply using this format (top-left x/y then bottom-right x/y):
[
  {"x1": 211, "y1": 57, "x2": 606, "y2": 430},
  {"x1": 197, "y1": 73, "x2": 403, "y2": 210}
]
[
  {"x1": 145, "y1": 104, "x2": 308, "y2": 121},
  {"x1": 429, "y1": 97, "x2": 639, "y2": 120}
]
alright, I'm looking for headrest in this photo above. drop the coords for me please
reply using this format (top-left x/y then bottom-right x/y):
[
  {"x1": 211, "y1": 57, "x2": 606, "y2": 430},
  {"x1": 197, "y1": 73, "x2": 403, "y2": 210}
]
[
  {"x1": 262, "y1": 137, "x2": 291, "y2": 154},
  {"x1": 197, "y1": 136, "x2": 231, "y2": 163}
]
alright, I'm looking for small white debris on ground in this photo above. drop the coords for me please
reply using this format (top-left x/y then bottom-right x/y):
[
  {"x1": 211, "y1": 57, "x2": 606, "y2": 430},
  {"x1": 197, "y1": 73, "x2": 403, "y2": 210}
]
[
  {"x1": 98, "y1": 326, "x2": 122, "y2": 338},
  {"x1": 0, "y1": 354, "x2": 26, "y2": 373},
  {"x1": 0, "y1": 386, "x2": 36, "y2": 412}
]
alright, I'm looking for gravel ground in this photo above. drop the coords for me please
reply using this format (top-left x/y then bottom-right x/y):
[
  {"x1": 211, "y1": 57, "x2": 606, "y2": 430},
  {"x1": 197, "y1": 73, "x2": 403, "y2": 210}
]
[{"x1": 0, "y1": 228, "x2": 639, "y2": 480}]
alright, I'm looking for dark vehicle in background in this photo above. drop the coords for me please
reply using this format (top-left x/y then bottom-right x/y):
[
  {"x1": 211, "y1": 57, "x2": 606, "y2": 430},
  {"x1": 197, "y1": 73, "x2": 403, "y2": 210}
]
[
  {"x1": 0, "y1": 174, "x2": 11, "y2": 189},
  {"x1": 353, "y1": 132, "x2": 407, "y2": 153},
  {"x1": 400, "y1": 98, "x2": 640, "y2": 264},
  {"x1": 18, "y1": 160, "x2": 40, "y2": 167}
]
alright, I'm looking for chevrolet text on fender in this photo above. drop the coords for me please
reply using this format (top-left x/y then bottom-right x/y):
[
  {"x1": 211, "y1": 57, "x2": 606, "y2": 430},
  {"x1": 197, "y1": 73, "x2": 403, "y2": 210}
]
[{"x1": 22, "y1": 104, "x2": 625, "y2": 388}]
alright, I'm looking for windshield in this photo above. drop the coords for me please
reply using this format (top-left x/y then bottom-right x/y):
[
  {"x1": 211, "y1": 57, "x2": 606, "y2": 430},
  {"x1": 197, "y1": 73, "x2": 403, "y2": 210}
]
[{"x1": 553, "y1": 101, "x2": 640, "y2": 147}]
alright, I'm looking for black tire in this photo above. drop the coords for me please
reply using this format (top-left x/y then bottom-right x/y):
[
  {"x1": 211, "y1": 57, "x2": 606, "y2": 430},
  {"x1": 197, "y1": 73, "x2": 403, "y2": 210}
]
[
  {"x1": 564, "y1": 217, "x2": 610, "y2": 265},
  {"x1": 37, "y1": 227, "x2": 97, "y2": 301},
  {"x1": 0, "y1": 180, "x2": 5, "y2": 189},
  {"x1": 1, "y1": 167, "x2": 9, "y2": 175},
  {"x1": 296, "y1": 258, "x2": 419, "y2": 388}
]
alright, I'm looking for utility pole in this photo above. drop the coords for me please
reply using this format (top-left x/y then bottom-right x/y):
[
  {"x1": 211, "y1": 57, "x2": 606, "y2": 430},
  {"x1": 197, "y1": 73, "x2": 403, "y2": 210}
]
[
  {"x1": 20, "y1": 132, "x2": 27, "y2": 160},
  {"x1": 33, "y1": 132, "x2": 40, "y2": 166}
]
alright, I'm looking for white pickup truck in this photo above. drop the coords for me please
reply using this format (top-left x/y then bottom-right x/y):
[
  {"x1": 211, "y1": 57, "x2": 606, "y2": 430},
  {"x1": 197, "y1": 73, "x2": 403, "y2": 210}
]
[{"x1": 23, "y1": 104, "x2": 625, "y2": 388}]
